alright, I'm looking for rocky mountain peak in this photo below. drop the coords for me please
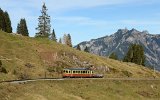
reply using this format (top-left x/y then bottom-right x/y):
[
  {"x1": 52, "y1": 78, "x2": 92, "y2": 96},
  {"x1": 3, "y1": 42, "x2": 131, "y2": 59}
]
[
  {"x1": 78, "y1": 28, "x2": 160, "y2": 71},
  {"x1": 115, "y1": 28, "x2": 129, "y2": 35},
  {"x1": 118, "y1": 28, "x2": 128, "y2": 33},
  {"x1": 128, "y1": 28, "x2": 139, "y2": 34}
]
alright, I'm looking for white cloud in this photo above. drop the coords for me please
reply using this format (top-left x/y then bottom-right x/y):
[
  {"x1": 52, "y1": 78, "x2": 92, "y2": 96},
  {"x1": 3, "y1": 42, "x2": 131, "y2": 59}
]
[{"x1": 55, "y1": 16, "x2": 109, "y2": 26}]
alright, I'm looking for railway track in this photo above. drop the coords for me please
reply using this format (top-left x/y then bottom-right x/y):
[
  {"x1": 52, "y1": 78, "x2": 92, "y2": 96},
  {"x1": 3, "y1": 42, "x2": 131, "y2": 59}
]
[{"x1": 0, "y1": 78, "x2": 160, "y2": 84}]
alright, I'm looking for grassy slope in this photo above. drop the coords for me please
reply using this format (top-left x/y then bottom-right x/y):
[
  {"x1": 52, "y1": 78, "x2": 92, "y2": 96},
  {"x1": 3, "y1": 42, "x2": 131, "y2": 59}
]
[
  {"x1": 1, "y1": 31, "x2": 160, "y2": 100},
  {"x1": 0, "y1": 31, "x2": 160, "y2": 81},
  {"x1": 1, "y1": 79, "x2": 160, "y2": 100}
]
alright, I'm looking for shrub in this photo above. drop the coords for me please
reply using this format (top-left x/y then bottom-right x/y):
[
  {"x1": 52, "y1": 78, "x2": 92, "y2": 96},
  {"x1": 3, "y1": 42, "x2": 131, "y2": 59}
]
[
  {"x1": 0, "y1": 60, "x2": 7, "y2": 74},
  {"x1": 122, "y1": 71, "x2": 132, "y2": 77},
  {"x1": 0, "y1": 60, "x2": 2, "y2": 67},
  {"x1": 0, "y1": 67, "x2": 7, "y2": 73},
  {"x1": 25, "y1": 63, "x2": 34, "y2": 68},
  {"x1": 18, "y1": 73, "x2": 29, "y2": 80},
  {"x1": 47, "y1": 66, "x2": 63, "y2": 74}
]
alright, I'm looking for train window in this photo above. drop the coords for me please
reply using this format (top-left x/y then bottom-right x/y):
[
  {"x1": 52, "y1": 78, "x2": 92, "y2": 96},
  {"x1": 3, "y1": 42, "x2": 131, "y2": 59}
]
[
  {"x1": 66, "y1": 70, "x2": 68, "y2": 73},
  {"x1": 73, "y1": 71, "x2": 75, "y2": 73},
  {"x1": 88, "y1": 71, "x2": 89, "y2": 74},
  {"x1": 91, "y1": 71, "x2": 93, "y2": 74},
  {"x1": 83, "y1": 71, "x2": 85, "y2": 73},
  {"x1": 69, "y1": 71, "x2": 70, "y2": 73},
  {"x1": 78, "y1": 71, "x2": 80, "y2": 73}
]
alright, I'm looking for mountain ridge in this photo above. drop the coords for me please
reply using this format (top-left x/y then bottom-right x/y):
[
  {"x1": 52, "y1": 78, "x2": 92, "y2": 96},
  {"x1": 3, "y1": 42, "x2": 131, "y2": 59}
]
[{"x1": 78, "y1": 28, "x2": 160, "y2": 70}]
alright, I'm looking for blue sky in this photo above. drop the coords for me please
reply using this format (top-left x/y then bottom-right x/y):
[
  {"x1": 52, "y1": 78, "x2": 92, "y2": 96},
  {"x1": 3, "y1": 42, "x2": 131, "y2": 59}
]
[{"x1": 1, "y1": 0, "x2": 160, "y2": 45}]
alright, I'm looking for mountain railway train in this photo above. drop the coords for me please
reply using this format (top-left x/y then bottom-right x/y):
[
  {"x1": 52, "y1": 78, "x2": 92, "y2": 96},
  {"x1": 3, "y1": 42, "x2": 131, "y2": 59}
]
[{"x1": 62, "y1": 68, "x2": 103, "y2": 78}]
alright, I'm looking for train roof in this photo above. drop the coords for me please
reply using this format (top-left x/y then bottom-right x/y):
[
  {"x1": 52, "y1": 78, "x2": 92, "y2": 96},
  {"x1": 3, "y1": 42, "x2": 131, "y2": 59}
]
[{"x1": 63, "y1": 68, "x2": 91, "y2": 70}]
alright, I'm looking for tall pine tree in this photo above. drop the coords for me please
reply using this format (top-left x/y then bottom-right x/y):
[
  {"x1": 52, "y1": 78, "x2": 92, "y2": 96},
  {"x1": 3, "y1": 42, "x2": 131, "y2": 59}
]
[
  {"x1": 0, "y1": 8, "x2": 12, "y2": 33},
  {"x1": 3, "y1": 11, "x2": 12, "y2": 33},
  {"x1": 17, "y1": 18, "x2": 29, "y2": 36},
  {"x1": 16, "y1": 23, "x2": 20, "y2": 34},
  {"x1": 36, "y1": 3, "x2": 51, "y2": 38},
  {"x1": 0, "y1": 8, "x2": 5, "y2": 31},
  {"x1": 67, "y1": 34, "x2": 72, "y2": 47}
]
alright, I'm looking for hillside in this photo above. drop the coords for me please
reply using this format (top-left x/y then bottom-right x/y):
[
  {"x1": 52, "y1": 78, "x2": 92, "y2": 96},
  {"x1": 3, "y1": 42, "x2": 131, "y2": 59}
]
[
  {"x1": 1, "y1": 79, "x2": 160, "y2": 100},
  {"x1": 78, "y1": 28, "x2": 160, "y2": 70},
  {"x1": 0, "y1": 30, "x2": 160, "y2": 81}
]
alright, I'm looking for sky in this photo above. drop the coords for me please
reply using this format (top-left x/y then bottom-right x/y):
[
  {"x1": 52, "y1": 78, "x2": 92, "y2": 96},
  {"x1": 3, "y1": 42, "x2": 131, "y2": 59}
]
[{"x1": 1, "y1": 0, "x2": 160, "y2": 45}]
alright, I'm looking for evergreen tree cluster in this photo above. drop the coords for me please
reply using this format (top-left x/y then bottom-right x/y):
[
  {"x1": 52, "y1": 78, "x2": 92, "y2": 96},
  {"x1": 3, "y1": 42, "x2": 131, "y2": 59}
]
[
  {"x1": 62, "y1": 34, "x2": 72, "y2": 47},
  {"x1": 109, "y1": 52, "x2": 118, "y2": 60},
  {"x1": 123, "y1": 44, "x2": 145, "y2": 66},
  {"x1": 17, "y1": 18, "x2": 29, "y2": 36},
  {"x1": 0, "y1": 8, "x2": 12, "y2": 33}
]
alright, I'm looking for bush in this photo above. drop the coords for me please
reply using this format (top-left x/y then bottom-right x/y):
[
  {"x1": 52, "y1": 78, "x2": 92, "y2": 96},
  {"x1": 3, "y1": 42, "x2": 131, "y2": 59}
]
[
  {"x1": 0, "y1": 60, "x2": 2, "y2": 67},
  {"x1": 47, "y1": 66, "x2": 63, "y2": 74},
  {"x1": 18, "y1": 73, "x2": 29, "y2": 80},
  {"x1": 47, "y1": 67, "x2": 55, "y2": 72},
  {"x1": 13, "y1": 69, "x2": 17, "y2": 75},
  {"x1": 0, "y1": 67, "x2": 7, "y2": 73},
  {"x1": 0, "y1": 60, "x2": 7, "y2": 74},
  {"x1": 122, "y1": 71, "x2": 132, "y2": 77},
  {"x1": 25, "y1": 63, "x2": 34, "y2": 68}
]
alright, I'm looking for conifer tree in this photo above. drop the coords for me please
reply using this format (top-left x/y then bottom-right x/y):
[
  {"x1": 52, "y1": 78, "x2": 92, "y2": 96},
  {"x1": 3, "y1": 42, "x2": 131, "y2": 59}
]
[
  {"x1": 0, "y1": 8, "x2": 12, "y2": 33},
  {"x1": 63, "y1": 34, "x2": 72, "y2": 47},
  {"x1": 63, "y1": 34, "x2": 67, "y2": 44},
  {"x1": 109, "y1": 52, "x2": 118, "y2": 60},
  {"x1": 67, "y1": 34, "x2": 72, "y2": 47},
  {"x1": 36, "y1": 3, "x2": 51, "y2": 38},
  {"x1": 59, "y1": 38, "x2": 62, "y2": 44},
  {"x1": 3, "y1": 11, "x2": 12, "y2": 33},
  {"x1": 77, "y1": 44, "x2": 81, "y2": 50},
  {"x1": 17, "y1": 18, "x2": 29, "y2": 36},
  {"x1": 51, "y1": 29, "x2": 56, "y2": 41},
  {"x1": 123, "y1": 44, "x2": 145, "y2": 66},
  {"x1": 84, "y1": 46, "x2": 89, "y2": 53},
  {"x1": 16, "y1": 23, "x2": 20, "y2": 34},
  {"x1": 0, "y1": 8, "x2": 5, "y2": 31}
]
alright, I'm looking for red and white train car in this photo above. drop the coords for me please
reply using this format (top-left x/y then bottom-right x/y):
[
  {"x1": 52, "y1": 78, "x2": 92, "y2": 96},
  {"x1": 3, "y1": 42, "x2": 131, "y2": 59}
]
[{"x1": 62, "y1": 68, "x2": 103, "y2": 78}]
